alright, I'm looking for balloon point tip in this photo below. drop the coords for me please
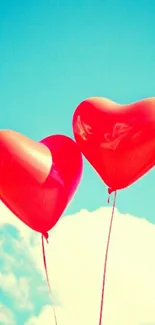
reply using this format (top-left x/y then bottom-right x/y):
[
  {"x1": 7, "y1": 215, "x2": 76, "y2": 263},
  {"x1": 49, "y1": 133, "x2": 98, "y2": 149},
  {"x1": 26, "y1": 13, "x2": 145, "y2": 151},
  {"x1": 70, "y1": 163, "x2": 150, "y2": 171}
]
[{"x1": 42, "y1": 232, "x2": 49, "y2": 243}]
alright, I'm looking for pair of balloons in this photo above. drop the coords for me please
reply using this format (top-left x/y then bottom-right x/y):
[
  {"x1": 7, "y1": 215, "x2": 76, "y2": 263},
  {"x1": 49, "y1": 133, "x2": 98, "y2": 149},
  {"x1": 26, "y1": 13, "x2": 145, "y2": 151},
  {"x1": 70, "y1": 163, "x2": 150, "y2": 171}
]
[{"x1": 1, "y1": 97, "x2": 155, "y2": 235}]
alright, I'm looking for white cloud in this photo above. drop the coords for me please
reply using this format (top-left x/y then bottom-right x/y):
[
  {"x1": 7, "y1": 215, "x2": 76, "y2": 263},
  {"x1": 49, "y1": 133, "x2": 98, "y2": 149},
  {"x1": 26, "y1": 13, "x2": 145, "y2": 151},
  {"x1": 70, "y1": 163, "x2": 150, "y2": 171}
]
[
  {"x1": 25, "y1": 306, "x2": 77, "y2": 325},
  {"x1": 1, "y1": 201, "x2": 155, "y2": 324},
  {"x1": 0, "y1": 273, "x2": 33, "y2": 310},
  {"x1": 0, "y1": 305, "x2": 16, "y2": 325}
]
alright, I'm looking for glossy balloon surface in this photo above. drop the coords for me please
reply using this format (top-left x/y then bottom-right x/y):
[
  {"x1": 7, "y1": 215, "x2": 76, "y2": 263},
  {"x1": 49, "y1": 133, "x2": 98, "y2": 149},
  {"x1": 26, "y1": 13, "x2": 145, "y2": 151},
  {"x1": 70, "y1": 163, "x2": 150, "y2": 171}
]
[
  {"x1": 0, "y1": 130, "x2": 83, "y2": 234},
  {"x1": 73, "y1": 97, "x2": 155, "y2": 192}
]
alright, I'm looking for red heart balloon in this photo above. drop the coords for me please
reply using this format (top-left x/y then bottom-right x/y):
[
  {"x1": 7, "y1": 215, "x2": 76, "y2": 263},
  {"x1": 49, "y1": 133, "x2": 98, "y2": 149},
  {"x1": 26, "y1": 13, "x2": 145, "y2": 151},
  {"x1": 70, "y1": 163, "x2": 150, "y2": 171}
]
[
  {"x1": 72, "y1": 97, "x2": 155, "y2": 192},
  {"x1": 0, "y1": 130, "x2": 83, "y2": 235}
]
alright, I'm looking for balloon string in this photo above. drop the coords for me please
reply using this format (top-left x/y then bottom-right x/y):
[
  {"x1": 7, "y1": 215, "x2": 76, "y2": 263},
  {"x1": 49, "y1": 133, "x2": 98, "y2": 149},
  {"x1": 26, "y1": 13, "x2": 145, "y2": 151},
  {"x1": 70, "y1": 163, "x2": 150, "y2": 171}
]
[
  {"x1": 98, "y1": 190, "x2": 117, "y2": 325},
  {"x1": 41, "y1": 234, "x2": 58, "y2": 325}
]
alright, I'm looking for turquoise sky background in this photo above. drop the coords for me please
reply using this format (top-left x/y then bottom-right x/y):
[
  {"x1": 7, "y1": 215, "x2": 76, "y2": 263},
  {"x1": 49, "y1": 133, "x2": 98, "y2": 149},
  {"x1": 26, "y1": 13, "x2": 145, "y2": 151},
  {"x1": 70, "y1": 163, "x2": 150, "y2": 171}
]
[
  {"x1": 1, "y1": 1, "x2": 155, "y2": 324},
  {"x1": 1, "y1": 0, "x2": 155, "y2": 221}
]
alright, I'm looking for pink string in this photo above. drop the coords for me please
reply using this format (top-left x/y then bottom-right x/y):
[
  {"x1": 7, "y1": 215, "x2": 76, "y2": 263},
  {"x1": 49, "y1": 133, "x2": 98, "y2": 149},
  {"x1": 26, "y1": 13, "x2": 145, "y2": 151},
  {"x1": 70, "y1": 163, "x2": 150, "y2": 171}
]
[
  {"x1": 98, "y1": 190, "x2": 117, "y2": 325},
  {"x1": 41, "y1": 234, "x2": 58, "y2": 325}
]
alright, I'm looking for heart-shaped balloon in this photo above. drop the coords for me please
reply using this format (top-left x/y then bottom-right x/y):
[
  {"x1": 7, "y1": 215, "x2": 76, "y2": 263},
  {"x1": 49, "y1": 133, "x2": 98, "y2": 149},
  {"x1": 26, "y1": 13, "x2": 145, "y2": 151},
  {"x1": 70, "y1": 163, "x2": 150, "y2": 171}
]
[
  {"x1": 0, "y1": 130, "x2": 83, "y2": 235},
  {"x1": 72, "y1": 97, "x2": 155, "y2": 192}
]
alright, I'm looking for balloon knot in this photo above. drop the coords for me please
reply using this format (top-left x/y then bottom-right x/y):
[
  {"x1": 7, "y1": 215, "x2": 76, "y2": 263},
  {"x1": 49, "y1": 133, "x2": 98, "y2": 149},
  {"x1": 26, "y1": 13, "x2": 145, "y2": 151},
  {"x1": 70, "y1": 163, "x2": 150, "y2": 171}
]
[
  {"x1": 108, "y1": 187, "x2": 113, "y2": 195},
  {"x1": 43, "y1": 232, "x2": 49, "y2": 243}
]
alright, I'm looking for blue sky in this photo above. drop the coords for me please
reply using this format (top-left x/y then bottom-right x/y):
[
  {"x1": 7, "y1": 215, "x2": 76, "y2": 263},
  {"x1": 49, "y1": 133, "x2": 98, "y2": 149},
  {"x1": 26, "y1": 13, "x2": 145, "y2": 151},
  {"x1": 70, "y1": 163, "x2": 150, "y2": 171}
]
[
  {"x1": 1, "y1": 1, "x2": 155, "y2": 324},
  {"x1": 1, "y1": 0, "x2": 155, "y2": 221}
]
